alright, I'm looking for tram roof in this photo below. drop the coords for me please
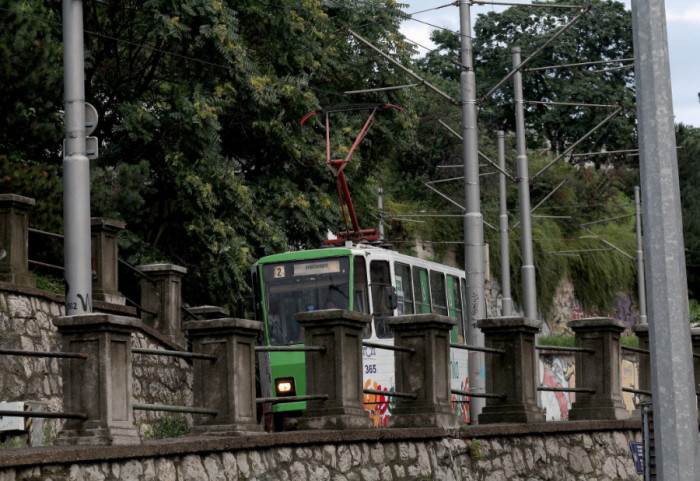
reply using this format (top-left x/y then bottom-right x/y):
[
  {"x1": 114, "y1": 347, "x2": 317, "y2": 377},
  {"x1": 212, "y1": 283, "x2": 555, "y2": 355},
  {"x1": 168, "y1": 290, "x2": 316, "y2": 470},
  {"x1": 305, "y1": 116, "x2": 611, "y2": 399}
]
[{"x1": 255, "y1": 244, "x2": 465, "y2": 276}]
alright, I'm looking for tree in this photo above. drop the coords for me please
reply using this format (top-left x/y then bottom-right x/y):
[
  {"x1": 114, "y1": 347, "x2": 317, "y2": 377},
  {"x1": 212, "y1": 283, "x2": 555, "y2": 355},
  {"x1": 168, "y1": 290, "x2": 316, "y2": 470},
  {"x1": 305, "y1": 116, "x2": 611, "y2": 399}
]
[
  {"x1": 419, "y1": 0, "x2": 637, "y2": 161},
  {"x1": 676, "y1": 123, "x2": 700, "y2": 299},
  {"x1": 1, "y1": 0, "x2": 416, "y2": 310}
]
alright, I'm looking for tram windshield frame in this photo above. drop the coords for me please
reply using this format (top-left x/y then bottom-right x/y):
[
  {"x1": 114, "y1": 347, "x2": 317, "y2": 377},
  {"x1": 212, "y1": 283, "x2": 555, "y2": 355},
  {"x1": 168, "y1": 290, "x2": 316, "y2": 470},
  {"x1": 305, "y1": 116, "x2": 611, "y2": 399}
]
[{"x1": 261, "y1": 257, "x2": 351, "y2": 345}]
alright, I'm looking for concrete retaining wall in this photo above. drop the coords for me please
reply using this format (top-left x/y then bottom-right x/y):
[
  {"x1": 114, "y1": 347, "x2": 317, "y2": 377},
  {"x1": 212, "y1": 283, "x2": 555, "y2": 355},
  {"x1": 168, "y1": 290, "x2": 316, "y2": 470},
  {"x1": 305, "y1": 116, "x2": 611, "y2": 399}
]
[{"x1": 0, "y1": 422, "x2": 643, "y2": 480}]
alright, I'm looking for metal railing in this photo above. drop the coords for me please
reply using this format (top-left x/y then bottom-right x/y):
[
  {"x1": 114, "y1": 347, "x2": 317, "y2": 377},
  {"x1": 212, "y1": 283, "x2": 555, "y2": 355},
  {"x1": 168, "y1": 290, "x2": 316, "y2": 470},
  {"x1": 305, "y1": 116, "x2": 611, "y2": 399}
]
[
  {"x1": 132, "y1": 348, "x2": 219, "y2": 415},
  {"x1": 362, "y1": 341, "x2": 415, "y2": 354},
  {"x1": 0, "y1": 346, "x2": 89, "y2": 420},
  {"x1": 535, "y1": 345, "x2": 595, "y2": 354},
  {"x1": 451, "y1": 342, "x2": 506, "y2": 355}
]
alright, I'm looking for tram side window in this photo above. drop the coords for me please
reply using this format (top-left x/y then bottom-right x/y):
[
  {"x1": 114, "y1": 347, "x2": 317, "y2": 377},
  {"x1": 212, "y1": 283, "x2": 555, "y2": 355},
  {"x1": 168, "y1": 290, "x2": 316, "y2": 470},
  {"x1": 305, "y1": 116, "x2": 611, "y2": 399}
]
[
  {"x1": 413, "y1": 267, "x2": 431, "y2": 314},
  {"x1": 430, "y1": 271, "x2": 448, "y2": 316},
  {"x1": 447, "y1": 275, "x2": 464, "y2": 343},
  {"x1": 353, "y1": 256, "x2": 371, "y2": 339},
  {"x1": 394, "y1": 262, "x2": 414, "y2": 315},
  {"x1": 370, "y1": 260, "x2": 393, "y2": 338}
]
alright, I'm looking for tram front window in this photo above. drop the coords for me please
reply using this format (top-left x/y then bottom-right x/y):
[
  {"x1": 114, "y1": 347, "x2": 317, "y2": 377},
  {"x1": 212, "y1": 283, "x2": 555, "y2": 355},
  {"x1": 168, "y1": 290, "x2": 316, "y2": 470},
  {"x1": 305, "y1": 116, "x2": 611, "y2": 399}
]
[{"x1": 262, "y1": 257, "x2": 350, "y2": 345}]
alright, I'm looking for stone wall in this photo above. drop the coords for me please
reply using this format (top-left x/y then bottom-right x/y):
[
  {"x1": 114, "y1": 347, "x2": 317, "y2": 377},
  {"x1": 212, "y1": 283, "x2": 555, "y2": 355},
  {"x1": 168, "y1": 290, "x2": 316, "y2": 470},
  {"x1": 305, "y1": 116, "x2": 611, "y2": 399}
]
[
  {"x1": 0, "y1": 422, "x2": 644, "y2": 480},
  {"x1": 0, "y1": 284, "x2": 193, "y2": 444}
]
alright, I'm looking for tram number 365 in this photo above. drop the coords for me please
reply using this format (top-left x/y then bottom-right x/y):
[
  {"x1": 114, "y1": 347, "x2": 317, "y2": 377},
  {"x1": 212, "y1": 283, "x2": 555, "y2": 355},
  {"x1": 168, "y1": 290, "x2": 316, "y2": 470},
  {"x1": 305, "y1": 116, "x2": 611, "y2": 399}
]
[{"x1": 364, "y1": 364, "x2": 377, "y2": 374}]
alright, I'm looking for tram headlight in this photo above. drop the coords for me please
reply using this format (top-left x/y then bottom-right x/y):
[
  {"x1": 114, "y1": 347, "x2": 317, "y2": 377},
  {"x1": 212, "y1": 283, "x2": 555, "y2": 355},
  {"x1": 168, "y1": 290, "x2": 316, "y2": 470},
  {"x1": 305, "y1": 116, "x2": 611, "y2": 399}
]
[{"x1": 275, "y1": 377, "x2": 296, "y2": 397}]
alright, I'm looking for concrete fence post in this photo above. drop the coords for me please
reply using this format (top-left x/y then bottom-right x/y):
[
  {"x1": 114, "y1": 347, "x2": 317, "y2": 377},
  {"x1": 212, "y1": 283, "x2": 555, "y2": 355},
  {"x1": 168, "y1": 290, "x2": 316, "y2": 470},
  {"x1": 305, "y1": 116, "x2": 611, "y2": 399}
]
[
  {"x1": 136, "y1": 263, "x2": 187, "y2": 346},
  {"x1": 477, "y1": 316, "x2": 545, "y2": 424},
  {"x1": 91, "y1": 217, "x2": 125, "y2": 305},
  {"x1": 295, "y1": 309, "x2": 372, "y2": 430},
  {"x1": 691, "y1": 326, "x2": 700, "y2": 411},
  {"x1": 54, "y1": 313, "x2": 140, "y2": 445},
  {"x1": 568, "y1": 317, "x2": 630, "y2": 420},
  {"x1": 632, "y1": 323, "x2": 652, "y2": 405},
  {"x1": 182, "y1": 318, "x2": 263, "y2": 435},
  {"x1": 0, "y1": 194, "x2": 36, "y2": 287},
  {"x1": 388, "y1": 314, "x2": 459, "y2": 428}
]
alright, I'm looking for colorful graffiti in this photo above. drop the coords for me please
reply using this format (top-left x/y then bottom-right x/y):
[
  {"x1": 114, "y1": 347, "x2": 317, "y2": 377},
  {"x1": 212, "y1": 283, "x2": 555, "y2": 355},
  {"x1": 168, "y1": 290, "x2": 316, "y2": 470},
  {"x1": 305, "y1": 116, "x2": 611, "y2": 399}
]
[
  {"x1": 610, "y1": 294, "x2": 638, "y2": 328},
  {"x1": 450, "y1": 376, "x2": 470, "y2": 424},
  {"x1": 538, "y1": 353, "x2": 641, "y2": 420},
  {"x1": 363, "y1": 379, "x2": 394, "y2": 427},
  {"x1": 538, "y1": 354, "x2": 575, "y2": 421}
]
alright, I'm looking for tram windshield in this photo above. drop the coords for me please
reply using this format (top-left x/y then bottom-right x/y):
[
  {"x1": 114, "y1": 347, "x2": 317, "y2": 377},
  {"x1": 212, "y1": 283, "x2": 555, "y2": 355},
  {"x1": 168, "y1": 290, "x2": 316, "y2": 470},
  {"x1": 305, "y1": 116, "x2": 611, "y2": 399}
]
[{"x1": 261, "y1": 257, "x2": 351, "y2": 345}]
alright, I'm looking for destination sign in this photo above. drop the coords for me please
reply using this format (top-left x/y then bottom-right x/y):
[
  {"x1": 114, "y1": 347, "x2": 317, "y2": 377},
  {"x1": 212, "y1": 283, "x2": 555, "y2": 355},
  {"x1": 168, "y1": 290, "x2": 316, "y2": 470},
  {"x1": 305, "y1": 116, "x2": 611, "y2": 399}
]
[{"x1": 293, "y1": 260, "x2": 341, "y2": 276}]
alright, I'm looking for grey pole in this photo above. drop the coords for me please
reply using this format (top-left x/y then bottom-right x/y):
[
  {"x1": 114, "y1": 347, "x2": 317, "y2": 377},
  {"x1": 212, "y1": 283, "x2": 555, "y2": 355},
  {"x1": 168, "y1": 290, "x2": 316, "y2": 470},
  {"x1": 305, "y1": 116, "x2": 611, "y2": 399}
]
[
  {"x1": 377, "y1": 187, "x2": 385, "y2": 239},
  {"x1": 512, "y1": 47, "x2": 537, "y2": 320},
  {"x1": 458, "y1": 0, "x2": 486, "y2": 421},
  {"x1": 634, "y1": 186, "x2": 647, "y2": 325},
  {"x1": 497, "y1": 131, "x2": 513, "y2": 316},
  {"x1": 631, "y1": 0, "x2": 700, "y2": 478},
  {"x1": 62, "y1": 0, "x2": 92, "y2": 315}
]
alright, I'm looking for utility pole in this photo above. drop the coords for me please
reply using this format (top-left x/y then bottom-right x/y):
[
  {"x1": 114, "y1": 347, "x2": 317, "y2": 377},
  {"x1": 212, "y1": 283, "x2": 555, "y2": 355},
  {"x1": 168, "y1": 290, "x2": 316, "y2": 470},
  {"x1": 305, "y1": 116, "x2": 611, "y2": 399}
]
[
  {"x1": 634, "y1": 186, "x2": 647, "y2": 325},
  {"x1": 377, "y1": 187, "x2": 385, "y2": 240},
  {"x1": 512, "y1": 47, "x2": 537, "y2": 320},
  {"x1": 631, "y1": 0, "x2": 700, "y2": 478},
  {"x1": 497, "y1": 131, "x2": 513, "y2": 316},
  {"x1": 62, "y1": 0, "x2": 92, "y2": 315},
  {"x1": 458, "y1": 0, "x2": 486, "y2": 422}
]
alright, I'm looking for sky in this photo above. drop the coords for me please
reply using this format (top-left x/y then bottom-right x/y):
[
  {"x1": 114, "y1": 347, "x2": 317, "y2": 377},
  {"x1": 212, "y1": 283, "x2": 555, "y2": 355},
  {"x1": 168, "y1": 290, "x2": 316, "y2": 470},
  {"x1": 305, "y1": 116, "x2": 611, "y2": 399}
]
[{"x1": 400, "y1": 0, "x2": 700, "y2": 127}]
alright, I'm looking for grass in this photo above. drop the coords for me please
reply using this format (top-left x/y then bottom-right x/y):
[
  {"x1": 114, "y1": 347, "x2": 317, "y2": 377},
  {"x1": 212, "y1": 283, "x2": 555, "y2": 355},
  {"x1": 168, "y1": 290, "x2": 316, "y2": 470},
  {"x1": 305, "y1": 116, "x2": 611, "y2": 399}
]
[{"x1": 537, "y1": 333, "x2": 639, "y2": 348}]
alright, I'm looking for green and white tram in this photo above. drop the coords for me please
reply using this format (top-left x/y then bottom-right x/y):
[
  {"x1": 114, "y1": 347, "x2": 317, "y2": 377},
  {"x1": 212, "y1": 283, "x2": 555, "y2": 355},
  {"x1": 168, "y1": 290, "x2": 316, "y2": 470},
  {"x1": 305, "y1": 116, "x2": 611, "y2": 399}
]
[{"x1": 252, "y1": 244, "x2": 472, "y2": 430}]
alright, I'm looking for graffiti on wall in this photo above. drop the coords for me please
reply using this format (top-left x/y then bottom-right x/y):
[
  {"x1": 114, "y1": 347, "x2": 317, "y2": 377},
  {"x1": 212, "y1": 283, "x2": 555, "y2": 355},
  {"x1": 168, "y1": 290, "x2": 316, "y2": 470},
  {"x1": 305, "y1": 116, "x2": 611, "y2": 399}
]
[
  {"x1": 363, "y1": 379, "x2": 394, "y2": 427},
  {"x1": 538, "y1": 354, "x2": 575, "y2": 420},
  {"x1": 538, "y1": 353, "x2": 641, "y2": 420}
]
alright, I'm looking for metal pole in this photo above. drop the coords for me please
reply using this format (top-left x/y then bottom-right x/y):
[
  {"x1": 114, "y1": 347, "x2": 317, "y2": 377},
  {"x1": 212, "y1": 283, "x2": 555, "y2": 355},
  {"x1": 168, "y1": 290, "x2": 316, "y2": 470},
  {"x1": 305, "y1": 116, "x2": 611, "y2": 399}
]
[
  {"x1": 459, "y1": 0, "x2": 486, "y2": 422},
  {"x1": 377, "y1": 187, "x2": 385, "y2": 239},
  {"x1": 631, "y1": 0, "x2": 700, "y2": 478},
  {"x1": 497, "y1": 131, "x2": 513, "y2": 316},
  {"x1": 512, "y1": 47, "x2": 537, "y2": 320},
  {"x1": 62, "y1": 0, "x2": 92, "y2": 315},
  {"x1": 635, "y1": 186, "x2": 647, "y2": 325}
]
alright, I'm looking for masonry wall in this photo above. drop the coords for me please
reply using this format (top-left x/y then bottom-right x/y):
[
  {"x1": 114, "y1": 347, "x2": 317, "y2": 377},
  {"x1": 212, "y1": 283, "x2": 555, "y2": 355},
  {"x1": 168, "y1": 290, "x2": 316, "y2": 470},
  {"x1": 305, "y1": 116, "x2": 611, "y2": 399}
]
[
  {"x1": 0, "y1": 423, "x2": 644, "y2": 480},
  {"x1": 0, "y1": 284, "x2": 193, "y2": 444}
]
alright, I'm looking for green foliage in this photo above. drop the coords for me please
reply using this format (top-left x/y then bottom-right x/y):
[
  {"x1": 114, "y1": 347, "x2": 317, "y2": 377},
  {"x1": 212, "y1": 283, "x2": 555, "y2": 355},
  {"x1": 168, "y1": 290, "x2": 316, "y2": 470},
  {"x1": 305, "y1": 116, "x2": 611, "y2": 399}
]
[
  {"x1": 689, "y1": 299, "x2": 700, "y2": 324},
  {"x1": 677, "y1": 124, "x2": 700, "y2": 299},
  {"x1": 537, "y1": 333, "x2": 639, "y2": 347},
  {"x1": 34, "y1": 273, "x2": 64, "y2": 294},
  {"x1": 471, "y1": 0, "x2": 637, "y2": 159},
  {"x1": 537, "y1": 334, "x2": 575, "y2": 347},
  {"x1": 468, "y1": 439, "x2": 483, "y2": 460},
  {"x1": 141, "y1": 413, "x2": 189, "y2": 440}
]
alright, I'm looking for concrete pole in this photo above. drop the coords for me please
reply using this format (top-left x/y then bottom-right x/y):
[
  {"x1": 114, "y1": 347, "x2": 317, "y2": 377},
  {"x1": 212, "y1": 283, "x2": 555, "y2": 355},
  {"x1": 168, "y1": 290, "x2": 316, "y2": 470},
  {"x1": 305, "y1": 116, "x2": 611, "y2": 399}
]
[
  {"x1": 377, "y1": 187, "x2": 385, "y2": 239},
  {"x1": 634, "y1": 186, "x2": 647, "y2": 325},
  {"x1": 631, "y1": 0, "x2": 700, "y2": 478},
  {"x1": 512, "y1": 47, "x2": 537, "y2": 320},
  {"x1": 62, "y1": 0, "x2": 92, "y2": 315},
  {"x1": 497, "y1": 132, "x2": 513, "y2": 316},
  {"x1": 458, "y1": 0, "x2": 486, "y2": 421}
]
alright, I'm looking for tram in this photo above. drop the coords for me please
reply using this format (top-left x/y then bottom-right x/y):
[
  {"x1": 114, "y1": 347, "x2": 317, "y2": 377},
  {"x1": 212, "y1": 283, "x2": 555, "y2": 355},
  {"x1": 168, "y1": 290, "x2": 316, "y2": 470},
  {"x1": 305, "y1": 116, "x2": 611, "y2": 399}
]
[
  {"x1": 252, "y1": 244, "x2": 471, "y2": 430},
  {"x1": 252, "y1": 103, "x2": 471, "y2": 430}
]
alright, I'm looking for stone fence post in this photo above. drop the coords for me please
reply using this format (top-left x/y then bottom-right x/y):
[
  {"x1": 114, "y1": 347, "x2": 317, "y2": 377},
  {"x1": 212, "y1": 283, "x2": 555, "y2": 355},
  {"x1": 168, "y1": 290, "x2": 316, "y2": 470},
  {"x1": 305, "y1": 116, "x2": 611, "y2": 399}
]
[
  {"x1": 91, "y1": 217, "x2": 126, "y2": 305},
  {"x1": 54, "y1": 313, "x2": 140, "y2": 445},
  {"x1": 477, "y1": 316, "x2": 545, "y2": 424},
  {"x1": 0, "y1": 194, "x2": 35, "y2": 287},
  {"x1": 136, "y1": 263, "x2": 187, "y2": 346},
  {"x1": 632, "y1": 324, "x2": 652, "y2": 405},
  {"x1": 295, "y1": 309, "x2": 372, "y2": 430},
  {"x1": 388, "y1": 314, "x2": 459, "y2": 428},
  {"x1": 568, "y1": 317, "x2": 629, "y2": 420},
  {"x1": 182, "y1": 318, "x2": 263, "y2": 435},
  {"x1": 692, "y1": 326, "x2": 700, "y2": 411}
]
